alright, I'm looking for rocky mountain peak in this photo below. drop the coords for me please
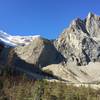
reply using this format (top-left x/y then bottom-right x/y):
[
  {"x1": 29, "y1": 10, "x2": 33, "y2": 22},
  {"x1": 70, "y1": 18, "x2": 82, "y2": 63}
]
[
  {"x1": 87, "y1": 12, "x2": 95, "y2": 19},
  {"x1": 55, "y1": 13, "x2": 100, "y2": 66},
  {"x1": 86, "y1": 12, "x2": 100, "y2": 37},
  {"x1": 70, "y1": 18, "x2": 83, "y2": 26},
  {"x1": 69, "y1": 18, "x2": 87, "y2": 35}
]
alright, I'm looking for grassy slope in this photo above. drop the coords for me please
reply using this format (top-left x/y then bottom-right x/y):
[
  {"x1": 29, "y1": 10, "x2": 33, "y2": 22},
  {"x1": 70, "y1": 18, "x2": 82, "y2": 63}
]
[{"x1": 0, "y1": 66, "x2": 100, "y2": 100}]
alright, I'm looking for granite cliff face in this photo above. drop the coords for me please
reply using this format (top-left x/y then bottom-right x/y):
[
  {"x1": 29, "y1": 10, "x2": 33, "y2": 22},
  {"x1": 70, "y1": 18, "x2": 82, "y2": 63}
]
[{"x1": 55, "y1": 12, "x2": 100, "y2": 66}]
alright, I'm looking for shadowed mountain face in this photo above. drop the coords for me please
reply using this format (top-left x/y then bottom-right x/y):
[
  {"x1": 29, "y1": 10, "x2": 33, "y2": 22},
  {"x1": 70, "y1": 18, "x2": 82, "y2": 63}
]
[
  {"x1": 0, "y1": 37, "x2": 64, "y2": 68},
  {"x1": 0, "y1": 48, "x2": 61, "y2": 80}
]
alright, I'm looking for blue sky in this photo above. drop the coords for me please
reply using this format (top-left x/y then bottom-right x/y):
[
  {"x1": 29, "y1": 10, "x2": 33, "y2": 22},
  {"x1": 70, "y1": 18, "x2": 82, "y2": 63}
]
[{"x1": 0, "y1": 0, "x2": 100, "y2": 39}]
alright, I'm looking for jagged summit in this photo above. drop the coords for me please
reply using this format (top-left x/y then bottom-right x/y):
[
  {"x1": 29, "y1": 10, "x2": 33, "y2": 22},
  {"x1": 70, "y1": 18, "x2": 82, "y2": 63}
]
[
  {"x1": 87, "y1": 12, "x2": 95, "y2": 18},
  {"x1": 55, "y1": 12, "x2": 100, "y2": 66},
  {"x1": 68, "y1": 12, "x2": 100, "y2": 37}
]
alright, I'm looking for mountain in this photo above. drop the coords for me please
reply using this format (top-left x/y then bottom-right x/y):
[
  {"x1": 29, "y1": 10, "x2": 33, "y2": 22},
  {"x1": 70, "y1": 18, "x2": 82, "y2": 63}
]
[
  {"x1": 0, "y1": 35, "x2": 64, "y2": 80},
  {"x1": 45, "y1": 12, "x2": 100, "y2": 83},
  {"x1": 9, "y1": 36, "x2": 63, "y2": 67},
  {"x1": 1, "y1": 12, "x2": 100, "y2": 83},
  {"x1": 0, "y1": 31, "x2": 41, "y2": 47},
  {"x1": 54, "y1": 12, "x2": 100, "y2": 66}
]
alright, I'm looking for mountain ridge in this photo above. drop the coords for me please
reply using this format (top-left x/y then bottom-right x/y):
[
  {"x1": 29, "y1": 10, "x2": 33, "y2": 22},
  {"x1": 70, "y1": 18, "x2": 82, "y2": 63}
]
[
  {"x1": 0, "y1": 12, "x2": 100, "y2": 83},
  {"x1": 0, "y1": 30, "x2": 41, "y2": 47}
]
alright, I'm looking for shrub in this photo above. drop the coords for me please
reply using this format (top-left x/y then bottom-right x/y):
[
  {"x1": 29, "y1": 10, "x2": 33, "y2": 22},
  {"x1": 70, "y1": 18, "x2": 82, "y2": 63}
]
[
  {"x1": 0, "y1": 65, "x2": 100, "y2": 100},
  {"x1": 43, "y1": 69, "x2": 53, "y2": 75}
]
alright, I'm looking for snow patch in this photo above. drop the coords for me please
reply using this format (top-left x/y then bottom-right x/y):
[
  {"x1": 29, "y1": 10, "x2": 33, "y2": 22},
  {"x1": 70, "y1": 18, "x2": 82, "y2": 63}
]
[{"x1": 0, "y1": 31, "x2": 42, "y2": 47}]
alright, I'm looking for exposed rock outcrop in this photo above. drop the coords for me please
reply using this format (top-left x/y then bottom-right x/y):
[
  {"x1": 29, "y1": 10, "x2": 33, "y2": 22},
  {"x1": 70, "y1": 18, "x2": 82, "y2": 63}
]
[{"x1": 54, "y1": 12, "x2": 100, "y2": 66}]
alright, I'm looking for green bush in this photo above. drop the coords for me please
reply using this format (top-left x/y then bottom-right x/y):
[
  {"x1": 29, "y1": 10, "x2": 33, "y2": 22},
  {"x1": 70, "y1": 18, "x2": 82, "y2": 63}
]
[{"x1": 0, "y1": 80, "x2": 3, "y2": 90}]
